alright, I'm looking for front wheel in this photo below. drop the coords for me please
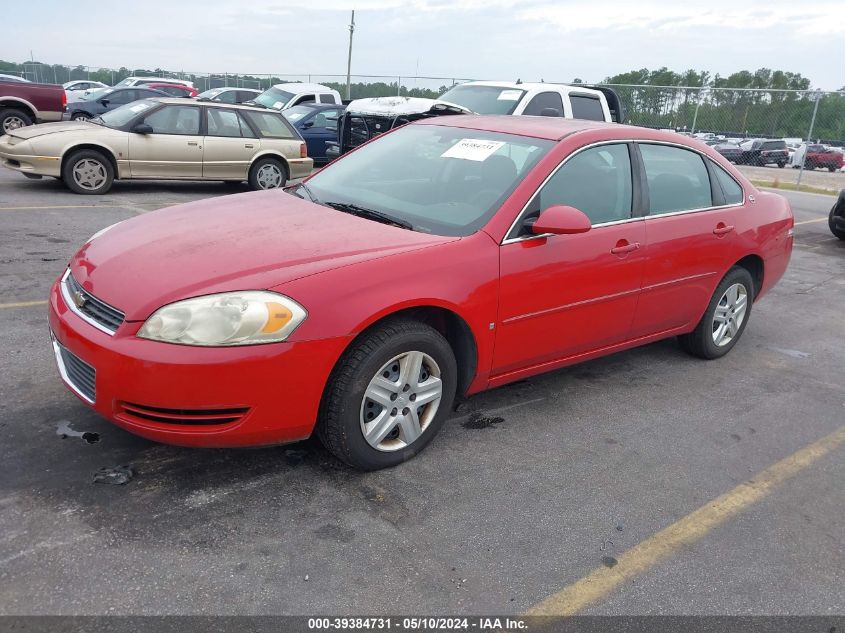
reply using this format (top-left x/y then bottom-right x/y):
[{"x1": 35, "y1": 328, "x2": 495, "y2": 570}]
[
  {"x1": 679, "y1": 266, "x2": 754, "y2": 360},
  {"x1": 70, "y1": 112, "x2": 91, "y2": 122},
  {"x1": 248, "y1": 157, "x2": 287, "y2": 190},
  {"x1": 62, "y1": 149, "x2": 114, "y2": 195},
  {"x1": 317, "y1": 319, "x2": 457, "y2": 470}
]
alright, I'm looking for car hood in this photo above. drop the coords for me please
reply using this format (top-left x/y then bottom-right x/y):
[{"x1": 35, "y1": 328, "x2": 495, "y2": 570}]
[
  {"x1": 9, "y1": 121, "x2": 102, "y2": 139},
  {"x1": 69, "y1": 190, "x2": 456, "y2": 321}
]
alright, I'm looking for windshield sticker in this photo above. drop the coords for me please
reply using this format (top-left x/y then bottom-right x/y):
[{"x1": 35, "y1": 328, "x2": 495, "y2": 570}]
[
  {"x1": 129, "y1": 103, "x2": 151, "y2": 113},
  {"x1": 441, "y1": 138, "x2": 506, "y2": 161},
  {"x1": 497, "y1": 90, "x2": 522, "y2": 101},
  {"x1": 272, "y1": 101, "x2": 284, "y2": 109}
]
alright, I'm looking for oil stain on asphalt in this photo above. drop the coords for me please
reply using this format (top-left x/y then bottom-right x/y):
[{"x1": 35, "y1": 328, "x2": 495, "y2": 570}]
[{"x1": 461, "y1": 412, "x2": 504, "y2": 430}]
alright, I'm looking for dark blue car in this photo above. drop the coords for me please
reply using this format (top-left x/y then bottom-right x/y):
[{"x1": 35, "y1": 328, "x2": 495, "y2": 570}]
[
  {"x1": 64, "y1": 86, "x2": 169, "y2": 122},
  {"x1": 282, "y1": 104, "x2": 345, "y2": 165}
]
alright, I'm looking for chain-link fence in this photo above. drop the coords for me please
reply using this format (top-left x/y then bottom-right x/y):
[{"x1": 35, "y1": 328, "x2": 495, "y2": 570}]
[{"x1": 10, "y1": 62, "x2": 845, "y2": 146}]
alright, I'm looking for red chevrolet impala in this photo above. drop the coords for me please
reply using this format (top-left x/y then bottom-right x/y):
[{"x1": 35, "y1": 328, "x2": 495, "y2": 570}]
[{"x1": 49, "y1": 117, "x2": 793, "y2": 469}]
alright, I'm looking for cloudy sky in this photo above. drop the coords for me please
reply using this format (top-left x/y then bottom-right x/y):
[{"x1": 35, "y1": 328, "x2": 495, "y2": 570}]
[{"x1": 9, "y1": 0, "x2": 844, "y2": 89}]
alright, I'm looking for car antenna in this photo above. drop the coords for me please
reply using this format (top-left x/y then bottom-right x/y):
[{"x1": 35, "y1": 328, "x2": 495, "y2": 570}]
[{"x1": 515, "y1": 78, "x2": 522, "y2": 85}]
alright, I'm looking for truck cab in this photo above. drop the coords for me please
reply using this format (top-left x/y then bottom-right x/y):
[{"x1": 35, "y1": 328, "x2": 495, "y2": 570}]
[{"x1": 250, "y1": 83, "x2": 342, "y2": 112}]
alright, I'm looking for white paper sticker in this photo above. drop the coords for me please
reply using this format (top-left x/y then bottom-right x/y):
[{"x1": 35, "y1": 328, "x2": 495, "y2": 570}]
[
  {"x1": 129, "y1": 103, "x2": 151, "y2": 113},
  {"x1": 441, "y1": 138, "x2": 506, "y2": 161},
  {"x1": 497, "y1": 90, "x2": 522, "y2": 101},
  {"x1": 272, "y1": 101, "x2": 284, "y2": 109}
]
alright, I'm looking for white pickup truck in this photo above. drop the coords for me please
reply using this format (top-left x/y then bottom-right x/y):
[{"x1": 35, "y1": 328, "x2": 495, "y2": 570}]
[
  {"x1": 328, "y1": 81, "x2": 624, "y2": 159},
  {"x1": 250, "y1": 83, "x2": 342, "y2": 111}
]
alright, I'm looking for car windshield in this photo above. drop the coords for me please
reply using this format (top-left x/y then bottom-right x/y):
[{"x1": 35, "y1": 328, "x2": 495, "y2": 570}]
[
  {"x1": 762, "y1": 141, "x2": 786, "y2": 150},
  {"x1": 82, "y1": 87, "x2": 115, "y2": 101},
  {"x1": 253, "y1": 87, "x2": 296, "y2": 110},
  {"x1": 98, "y1": 99, "x2": 157, "y2": 127},
  {"x1": 198, "y1": 88, "x2": 225, "y2": 99},
  {"x1": 282, "y1": 105, "x2": 315, "y2": 122},
  {"x1": 303, "y1": 124, "x2": 553, "y2": 237},
  {"x1": 438, "y1": 85, "x2": 527, "y2": 115},
  {"x1": 115, "y1": 78, "x2": 135, "y2": 87}
]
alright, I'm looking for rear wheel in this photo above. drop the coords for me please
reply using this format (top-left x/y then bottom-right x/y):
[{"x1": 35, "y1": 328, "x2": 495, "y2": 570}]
[
  {"x1": 62, "y1": 149, "x2": 114, "y2": 195},
  {"x1": 70, "y1": 112, "x2": 91, "y2": 122},
  {"x1": 830, "y1": 209, "x2": 845, "y2": 240},
  {"x1": 679, "y1": 266, "x2": 754, "y2": 360},
  {"x1": 248, "y1": 157, "x2": 287, "y2": 190},
  {"x1": 316, "y1": 318, "x2": 457, "y2": 470},
  {"x1": 0, "y1": 108, "x2": 32, "y2": 134},
  {"x1": 777, "y1": 162, "x2": 786, "y2": 168}
]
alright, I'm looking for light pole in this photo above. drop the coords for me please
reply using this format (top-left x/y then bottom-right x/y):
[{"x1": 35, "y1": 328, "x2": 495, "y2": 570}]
[
  {"x1": 345, "y1": 10, "x2": 355, "y2": 100},
  {"x1": 796, "y1": 89, "x2": 822, "y2": 191}
]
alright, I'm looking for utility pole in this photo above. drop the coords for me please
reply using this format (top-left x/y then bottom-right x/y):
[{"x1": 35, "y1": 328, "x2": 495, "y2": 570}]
[
  {"x1": 345, "y1": 10, "x2": 355, "y2": 100},
  {"x1": 797, "y1": 89, "x2": 822, "y2": 191}
]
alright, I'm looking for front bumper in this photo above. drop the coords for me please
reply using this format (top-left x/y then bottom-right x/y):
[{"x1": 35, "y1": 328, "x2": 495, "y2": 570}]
[
  {"x1": 0, "y1": 145, "x2": 61, "y2": 177},
  {"x1": 48, "y1": 278, "x2": 351, "y2": 447}
]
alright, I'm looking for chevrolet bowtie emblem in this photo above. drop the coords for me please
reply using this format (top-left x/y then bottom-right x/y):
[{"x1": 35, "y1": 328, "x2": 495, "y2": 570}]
[{"x1": 72, "y1": 290, "x2": 87, "y2": 309}]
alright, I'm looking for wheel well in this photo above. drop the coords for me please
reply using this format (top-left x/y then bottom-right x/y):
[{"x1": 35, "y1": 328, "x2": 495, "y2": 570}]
[
  {"x1": 734, "y1": 255, "x2": 764, "y2": 298},
  {"x1": 357, "y1": 307, "x2": 478, "y2": 396},
  {"x1": 61, "y1": 145, "x2": 119, "y2": 178},
  {"x1": 0, "y1": 100, "x2": 35, "y2": 119}
]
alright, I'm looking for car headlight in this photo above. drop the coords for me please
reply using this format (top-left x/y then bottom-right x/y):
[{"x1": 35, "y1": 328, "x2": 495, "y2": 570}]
[{"x1": 137, "y1": 291, "x2": 306, "y2": 346}]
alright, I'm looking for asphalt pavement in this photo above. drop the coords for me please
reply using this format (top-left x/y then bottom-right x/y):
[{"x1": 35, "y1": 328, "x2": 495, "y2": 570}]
[{"x1": 0, "y1": 170, "x2": 843, "y2": 615}]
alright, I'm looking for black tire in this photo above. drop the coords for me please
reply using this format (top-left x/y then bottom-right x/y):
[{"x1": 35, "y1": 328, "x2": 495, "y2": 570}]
[
  {"x1": 0, "y1": 108, "x2": 33, "y2": 134},
  {"x1": 830, "y1": 205, "x2": 845, "y2": 241},
  {"x1": 316, "y1": 318, "x2": 458, "y2": 470},
  {"x1": 777, "y1": 162, "x2": 786, "y2": 168},
  {"x1": 828, "y1": 167, "x2": 836, "y2": 173},
  {"x1": 70, "y1": 112, "x2": 90, "y2": 122},
  {"x1": 679, "y1": 266, "x2": 754, "y2": 360},
  {"x1": 61, "y1": 149, "x2": 114, "y2": 195},
  {"x1": 248, "y1": 157, "x2": 287, "y2": 190}
]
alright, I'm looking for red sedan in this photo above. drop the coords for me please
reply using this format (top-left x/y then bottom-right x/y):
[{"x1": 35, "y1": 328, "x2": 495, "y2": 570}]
[
  {"x1": 143, "y1": 82, "x2": 199, "y2": 98},
  {"x1": 49, "y1": 117, "x2": 794, "y2": 469}
]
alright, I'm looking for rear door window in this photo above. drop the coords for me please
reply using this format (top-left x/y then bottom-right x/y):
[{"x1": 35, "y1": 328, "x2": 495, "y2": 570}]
[
  {"x1": 639, "y1": 144, "x2": 713, "y2": 214},
  {"x1": 569, "y1": 95, "x2": 605, "y2": 121},
  {"x1": 243, "y1": 110, "x2": 296, "y2": 138},
  {"x1": 319, "y1": 94, "x2": 336, "y2": 104},
  {"x1": 522, "y1": 92, "x2": 564, "y2": 116},
  {"x1": 206, "y1": 108, "x2": 253, "y2": 137}
]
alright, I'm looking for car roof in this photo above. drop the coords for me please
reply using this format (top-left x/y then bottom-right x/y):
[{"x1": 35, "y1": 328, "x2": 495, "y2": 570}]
[
  {"x1": 457, "y1": 80, "x2": 603, "y2": 94},
  {"x1": 415, "y1": 114, "x2": 704, "y2": 145},
  {"x1": 271, "y1": 82, "x2": 336, "y2": 93},
  {"x1": 151, "y1": 97, "x2": 286, "y2": 113}
]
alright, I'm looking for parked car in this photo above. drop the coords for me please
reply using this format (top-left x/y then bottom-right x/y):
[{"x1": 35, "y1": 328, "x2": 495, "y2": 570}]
[
  {"x1": 64, "y1": 86, "x2": 169, "y2": 121},
  {"x1": 830, "y1": 189, "x2": 845, "y2": 240},
  {"x1": 196, "y1": 87, "x2": 261, "y2": 104},
  {"x1": 249, "y1": 83, "x2": 342, "y2": 111},
  {"x1": 143, "y1": 83, "x2": 198, "y2": 98},
  {"x1": 45, "y1": 118, "x2": 792, "y2": 469},
  {"x1": 737, "y1": 139, "x2": 789, "y2": 167},
  {"x1": 63, "y1": 80, "x2": 108, "y2": 101},
  {"x1": 283, "y1": 104, "x2": 346, "y2": 164},
  {"x1": 0, "y1": 73, "x2": 30, "y2": 82},
  {"x1": 114, "y1": 76, "x2": 195, "y2": 89},
  {"x1": 0, "y1": 80, "x2": 66, "y2": 133},
  {"x1": 789, "y1": 143, "x2": 845, "y2": 172},
  {"x1": 0, "y1": 98, "x2": 312, "y2": 194},
  {"x1": 713, "y1": 141, "x2": 743, "y2": 163}
]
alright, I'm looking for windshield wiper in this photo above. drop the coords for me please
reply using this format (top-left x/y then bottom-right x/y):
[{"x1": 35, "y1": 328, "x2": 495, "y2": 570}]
[{"x1": 324, "y1": 202, "x2": 414, "y2": 230}]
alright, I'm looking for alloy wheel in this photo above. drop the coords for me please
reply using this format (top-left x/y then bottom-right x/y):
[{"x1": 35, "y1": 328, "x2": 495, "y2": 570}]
[
  {"x1": 712, "y1": 283, "x2": 748, "y2": 347},
  {"x1": 256, "y1": 164, "x2": 283, "y2": 189},
  {"x1": 72, "y1": 158, "x2": 107, "y2": 191},
  {"x1": 2, "y1": 116, "x2": 26, "y2": 133},
  {"x1": 360, "y1": 350, "x2": 442, "y2": 452}
]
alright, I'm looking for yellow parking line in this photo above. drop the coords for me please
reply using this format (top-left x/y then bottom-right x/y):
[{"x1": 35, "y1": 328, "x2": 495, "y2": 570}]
[
  {"x1": 0, "y1": 300, "x2": 48, "y2": 309},
  {"x1": 527, "y1": 424, "x2": 845, "y2": 616},
  {"x1": 793, "y1": 217, "x2": 828, "y2": 226}
]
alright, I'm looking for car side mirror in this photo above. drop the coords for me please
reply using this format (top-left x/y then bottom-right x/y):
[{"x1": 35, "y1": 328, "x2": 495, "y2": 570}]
[
  {"x1": 539, "y1": 107, "x2": 561, "y2": 117},
  {"x1": 132, "y1": 123, "x2": 153, "y2": 134},
  {"x1": 530, "y1": 205, "x2": 592, "y2": 235},
  {"x1": 301, "y1": 121, "x2": 314, "y2": 129},
  {"x1": 99, "y1": 99, "x2": 109, "y2": 107}
]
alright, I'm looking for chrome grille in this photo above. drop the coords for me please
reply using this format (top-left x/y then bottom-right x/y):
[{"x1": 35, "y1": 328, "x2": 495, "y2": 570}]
[
  {"x1": 62, "y1": 271, "x2": 125, "y2": 334},
  {"x1": 51, "y1": 335, "x2": 96, "y2": 403}
]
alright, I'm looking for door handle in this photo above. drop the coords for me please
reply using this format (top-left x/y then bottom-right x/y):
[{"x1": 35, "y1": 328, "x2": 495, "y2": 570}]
[
  {"x1": 611, "y1": 241, "x2": 640, "y2": 255},
  {"x1": 713, "y1": 224, "x2": 735, "y2": 236},
  {"x1": 244, "y1": 143, "x2": 254, "y2": 149},
  {"x1": 187, "y1": 141, "x2": 198, "y2": 146}
]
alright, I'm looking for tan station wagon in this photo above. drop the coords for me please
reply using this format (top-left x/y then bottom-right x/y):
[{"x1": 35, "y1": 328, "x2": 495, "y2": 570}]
[{"x1": 0, "y1": 98, "x2": 313, "y2": 194}]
